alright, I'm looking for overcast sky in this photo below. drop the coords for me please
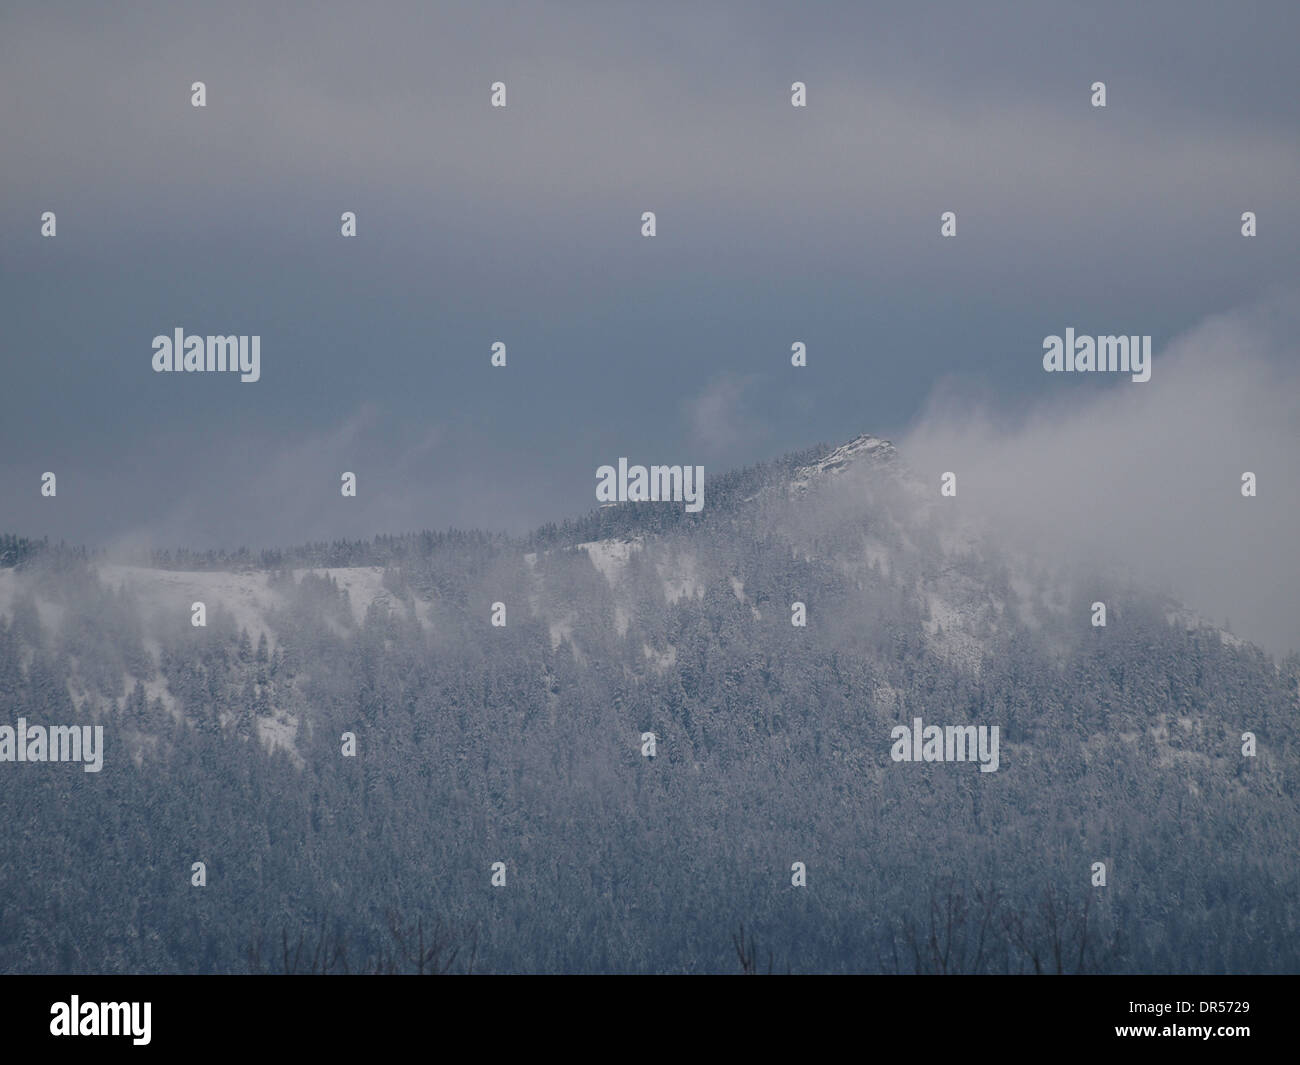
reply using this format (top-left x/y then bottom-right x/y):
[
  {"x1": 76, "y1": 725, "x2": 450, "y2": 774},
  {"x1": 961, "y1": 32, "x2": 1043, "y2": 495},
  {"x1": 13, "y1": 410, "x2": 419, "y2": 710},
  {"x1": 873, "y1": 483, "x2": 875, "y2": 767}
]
[{"x1": 2, "y1": 1, "x2": 1298, "y2": 600}]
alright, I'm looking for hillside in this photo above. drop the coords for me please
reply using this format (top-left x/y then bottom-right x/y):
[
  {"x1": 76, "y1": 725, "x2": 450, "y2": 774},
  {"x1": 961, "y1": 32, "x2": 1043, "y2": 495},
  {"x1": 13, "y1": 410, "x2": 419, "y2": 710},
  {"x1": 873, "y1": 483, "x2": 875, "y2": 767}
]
[{"x1": 1, "y1": 434, "x2": 1297, "y2": 973}]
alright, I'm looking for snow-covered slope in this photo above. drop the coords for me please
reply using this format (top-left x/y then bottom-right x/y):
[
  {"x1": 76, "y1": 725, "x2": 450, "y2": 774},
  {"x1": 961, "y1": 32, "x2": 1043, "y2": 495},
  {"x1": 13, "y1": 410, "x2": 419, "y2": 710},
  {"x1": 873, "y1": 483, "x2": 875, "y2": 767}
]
[
  {"x1": 789, "y1": 433, "x2": 898, "y2": 491},
  {"x1": 0, "y1": 428, "x2": 1256, "y2": 768}
]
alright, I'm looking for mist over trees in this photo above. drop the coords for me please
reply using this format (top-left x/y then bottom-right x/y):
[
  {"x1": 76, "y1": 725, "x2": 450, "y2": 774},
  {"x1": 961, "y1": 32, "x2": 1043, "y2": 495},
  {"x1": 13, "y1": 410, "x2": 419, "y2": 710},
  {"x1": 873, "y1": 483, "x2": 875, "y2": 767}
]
[{"x1": 1, "y1": 444, "x2": 1297, "y2": 973}]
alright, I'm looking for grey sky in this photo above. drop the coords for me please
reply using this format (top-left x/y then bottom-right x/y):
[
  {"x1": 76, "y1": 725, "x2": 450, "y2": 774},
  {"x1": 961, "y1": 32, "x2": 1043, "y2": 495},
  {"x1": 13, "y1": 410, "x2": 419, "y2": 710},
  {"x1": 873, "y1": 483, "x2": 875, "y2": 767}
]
[{"x1": 2, "y1": 0, "x2": 1297, "y2": 581}]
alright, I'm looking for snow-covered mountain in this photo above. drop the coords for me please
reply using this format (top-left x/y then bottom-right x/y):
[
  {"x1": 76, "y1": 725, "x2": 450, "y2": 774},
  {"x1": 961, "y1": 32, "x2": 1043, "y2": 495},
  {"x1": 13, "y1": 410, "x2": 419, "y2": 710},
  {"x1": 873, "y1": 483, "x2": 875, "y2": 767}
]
[
  {"x1": 0, "y1": 429, "x2": 1257, "y2": 759},
  {"x1": 1, "y1": 430, "x2": 1297, "y2": 974}
]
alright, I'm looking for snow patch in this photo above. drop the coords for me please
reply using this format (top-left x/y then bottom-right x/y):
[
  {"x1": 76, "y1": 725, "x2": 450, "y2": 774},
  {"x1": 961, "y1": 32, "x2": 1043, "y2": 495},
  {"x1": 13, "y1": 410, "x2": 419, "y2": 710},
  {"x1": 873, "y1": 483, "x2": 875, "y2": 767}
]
[
  {"x1": 257, "y1": 715, "x2": 303, "y2": 767},
  {"x1": 922, "y1": 592, "x2": 985, "y2": 673},
  {"x1": 577, "y1": 537, "x2": 642, "y2": 583},
  {"x1": 101, "y1": 564, "x2": 282, "y2": 645},
  {"x1": 658, "y1": 554, "x2": 703, "y2": 604},
  {"x1": 549, "y1": 616, "x2": 575, "y2": 650},
  {"x1": 642, "y1": 643, "x2": 677, "y2": 673},
  {"x1": 789, "y1": 434, "x2": 897, "y2": 493}
]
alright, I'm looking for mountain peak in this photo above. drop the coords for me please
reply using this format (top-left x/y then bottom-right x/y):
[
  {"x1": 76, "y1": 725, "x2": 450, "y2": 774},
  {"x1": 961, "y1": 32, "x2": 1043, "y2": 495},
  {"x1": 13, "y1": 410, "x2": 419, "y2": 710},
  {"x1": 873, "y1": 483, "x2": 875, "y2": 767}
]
[{"x1": 788, "y1": 433, "x2": 897, "y2": 492}]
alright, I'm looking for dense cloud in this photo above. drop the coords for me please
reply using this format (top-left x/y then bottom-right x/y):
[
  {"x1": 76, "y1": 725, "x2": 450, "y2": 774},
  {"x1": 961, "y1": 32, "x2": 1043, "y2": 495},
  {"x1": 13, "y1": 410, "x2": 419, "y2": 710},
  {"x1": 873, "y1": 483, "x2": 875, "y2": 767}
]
[{"x1": 902, "y1": 287, "x2": 1300, "y2": 655}]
